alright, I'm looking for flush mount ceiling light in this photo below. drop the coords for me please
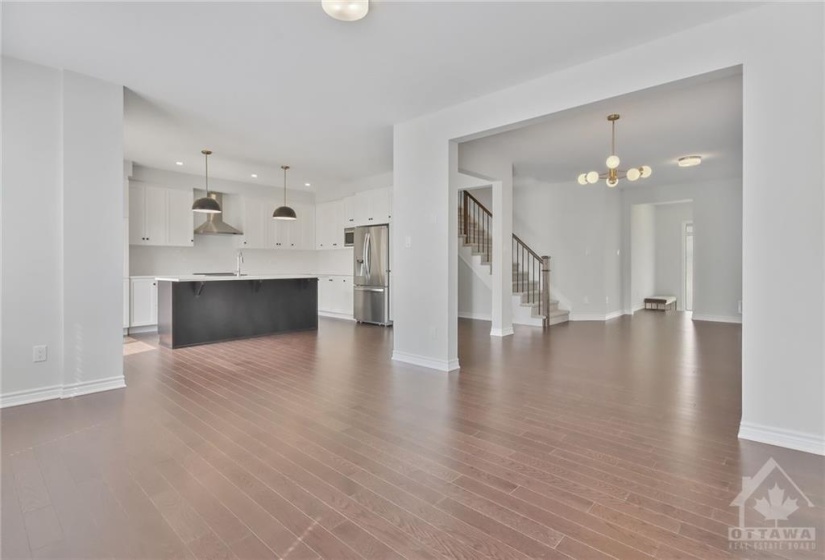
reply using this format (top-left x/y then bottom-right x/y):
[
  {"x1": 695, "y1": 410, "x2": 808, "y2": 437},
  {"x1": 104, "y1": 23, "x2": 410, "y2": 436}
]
[
  {"x1": 175, "y1": 161, "x2": 184, "y2": 166},
  {"x1": 192, "y1": 149, "x2": 222, "y2": 214},
  {"x1": 251, "y1": 173, "x2": 258, "y2": 178},
  {"x1": 678, "y1": 155, "x2": 703, "y2": 167},
  {"x1": 577, "y1": 114, "x2": 652, "y2": 188},
  {"x1": 273, "y1": 165, "x2": 297, "y2": 220},
  {"x1": 322, "y1": 0, "x2": 369, "y2": 21}
]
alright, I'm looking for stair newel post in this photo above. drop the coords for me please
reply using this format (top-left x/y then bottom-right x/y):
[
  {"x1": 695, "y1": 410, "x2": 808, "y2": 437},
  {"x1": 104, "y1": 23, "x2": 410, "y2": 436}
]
[{"x1": 541, "y1": 256, "x2": 551, "y2": 329}]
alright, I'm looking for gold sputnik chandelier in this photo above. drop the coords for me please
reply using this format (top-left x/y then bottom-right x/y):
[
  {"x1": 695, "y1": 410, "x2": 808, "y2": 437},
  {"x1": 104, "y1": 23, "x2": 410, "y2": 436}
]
[{"x1": 577, "y1": 114, "x2": 651, "y2": 188}]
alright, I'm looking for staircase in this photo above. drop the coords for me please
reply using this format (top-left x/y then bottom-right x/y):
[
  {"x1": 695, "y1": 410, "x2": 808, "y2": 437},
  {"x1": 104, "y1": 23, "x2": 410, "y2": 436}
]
[{"x1": 459, "y1": 191, "x2": 569, "y2": 327}]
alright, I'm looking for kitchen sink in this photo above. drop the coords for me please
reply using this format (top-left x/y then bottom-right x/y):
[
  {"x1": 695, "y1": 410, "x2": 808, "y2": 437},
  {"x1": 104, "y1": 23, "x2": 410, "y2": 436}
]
[{"x1": 192, "y1": 272, "x2": 247, "y2": 277}]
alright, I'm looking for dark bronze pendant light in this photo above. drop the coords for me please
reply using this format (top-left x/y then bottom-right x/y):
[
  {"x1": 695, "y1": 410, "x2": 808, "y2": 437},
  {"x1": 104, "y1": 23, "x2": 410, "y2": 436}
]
[
  {"x1": 273, "y1": 165, "x2": 297, "y2": 220},
  {"x1": 192, "y1": 149, "x2": 222, "y2": 213}
]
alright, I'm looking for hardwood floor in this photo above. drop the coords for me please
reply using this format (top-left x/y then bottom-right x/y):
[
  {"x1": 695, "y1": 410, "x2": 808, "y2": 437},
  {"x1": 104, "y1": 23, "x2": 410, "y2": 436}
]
[{"x1": 2, "y1": 313, "x2": 823, "y2": 559}]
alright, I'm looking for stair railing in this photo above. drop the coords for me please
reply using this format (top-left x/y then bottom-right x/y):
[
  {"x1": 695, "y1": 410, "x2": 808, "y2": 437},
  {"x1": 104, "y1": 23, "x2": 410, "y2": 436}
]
[
  {"x1": 513, "y1": 234, "x2": 549, "y2": 324},
  {"x1": 459, "y1": 189, "x2": 552, "y2": 327},
  {"x1": 460, "y1": 190, "x2": 492, "y2": 264}
]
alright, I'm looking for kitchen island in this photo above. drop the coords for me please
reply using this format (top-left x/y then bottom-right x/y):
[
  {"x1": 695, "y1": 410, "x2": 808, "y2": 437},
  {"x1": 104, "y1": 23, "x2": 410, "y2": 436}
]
[{"x1": 156, "y1": 275, "x2": 318, "y2": 348}]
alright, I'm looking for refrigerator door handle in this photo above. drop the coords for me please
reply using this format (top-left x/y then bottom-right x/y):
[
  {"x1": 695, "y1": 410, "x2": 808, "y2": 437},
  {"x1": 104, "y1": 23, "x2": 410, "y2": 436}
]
[
  {"x1": 354, "y1": 286, "x2": 384, "y2": 293},
  {"x1": 364, "y1": 232, "x2": 372, "y2": 282}
]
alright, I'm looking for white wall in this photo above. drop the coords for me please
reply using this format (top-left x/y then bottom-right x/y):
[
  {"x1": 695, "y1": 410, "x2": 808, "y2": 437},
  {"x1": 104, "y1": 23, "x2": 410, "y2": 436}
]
[
  {"x1": 622, "y1": 179, "x2": 741, "y2": 321},
  {"x1": 2, "y1": 57, "x2": 125, "y2": 406},
  {"x1": 458, "y1": 258, "x2": 491, "y2": 320},
  {"x1": 654, "y1": 202, "x2": 693, "y2": 310},
  {"x1": 316, "y1": 171, "x2": 392, "y2": 203},
  {"x1": 393, "y1": 5, "x2": 824, "y2": 453},
  {"x1": 631, "y1": 204, "x2": 656, "y2": 312}
]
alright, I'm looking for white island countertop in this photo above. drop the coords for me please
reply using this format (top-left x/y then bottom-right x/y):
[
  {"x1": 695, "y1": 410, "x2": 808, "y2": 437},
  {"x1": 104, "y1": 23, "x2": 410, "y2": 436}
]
[{"x1": 156, "y1": 274, "x2": 319, "y2": 282}]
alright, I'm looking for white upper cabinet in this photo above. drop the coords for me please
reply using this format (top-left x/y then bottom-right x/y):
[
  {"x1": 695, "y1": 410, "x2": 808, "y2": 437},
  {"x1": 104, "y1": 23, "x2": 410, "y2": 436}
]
[
  {"x1": 166, "y1": 188, "x2": 195, "y2": 247},
  {"x1": 315, "y1": 200, "x2": 344, "y2": 250},
  {"x1": 238, "y1": 197, "x2": 269, "y2": 249},
  {"x1": 353, "y1": 188, "x2": 392, "y2": 226},
  {"x1": 341, "y1": 195, "x2": 356, "y2": 226},
  {"x1": 241, "y1": 198, "x2": 315, "y2": 250},
  {"x1": 129, "y1": 184, "x2": 193, "y2": 247}
]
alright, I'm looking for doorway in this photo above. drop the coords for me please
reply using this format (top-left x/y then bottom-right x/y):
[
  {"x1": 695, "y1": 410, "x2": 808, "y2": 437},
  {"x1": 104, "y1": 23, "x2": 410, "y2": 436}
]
[{"x1": 683, "y1": 222, "x2": 694, "y2": 312}]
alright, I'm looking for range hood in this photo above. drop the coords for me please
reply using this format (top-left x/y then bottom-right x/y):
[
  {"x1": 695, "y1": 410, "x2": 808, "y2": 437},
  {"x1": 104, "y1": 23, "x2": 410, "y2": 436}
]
[{"x1": 193, "y1": 193, "x2": 243, "y2": 235}]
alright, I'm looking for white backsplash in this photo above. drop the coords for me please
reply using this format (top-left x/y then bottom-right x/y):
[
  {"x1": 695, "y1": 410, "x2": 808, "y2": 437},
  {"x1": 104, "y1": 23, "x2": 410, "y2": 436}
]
[{"x1": 130, "y1": 234, "x2": 353, "y2": 277}]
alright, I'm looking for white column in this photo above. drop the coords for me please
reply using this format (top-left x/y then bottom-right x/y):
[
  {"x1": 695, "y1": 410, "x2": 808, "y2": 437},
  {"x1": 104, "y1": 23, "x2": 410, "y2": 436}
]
[{"x1": 491, "y1": 168, "x2": 514, "y2": 337}]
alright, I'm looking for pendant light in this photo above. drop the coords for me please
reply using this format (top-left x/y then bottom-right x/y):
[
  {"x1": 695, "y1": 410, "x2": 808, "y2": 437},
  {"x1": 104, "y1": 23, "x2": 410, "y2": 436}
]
[
  {"x1": 576, "y1": 114, "x2": 652, "y2": 188},
  {"x1": 192, "y1": 149, "x2": 222, "y2": 213},
  {"x1": 273, "y1": 165, "x2": 297, "y2": 220}
]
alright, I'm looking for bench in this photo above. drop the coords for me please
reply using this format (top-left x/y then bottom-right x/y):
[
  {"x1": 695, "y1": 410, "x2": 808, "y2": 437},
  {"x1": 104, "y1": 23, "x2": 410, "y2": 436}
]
[{"x1": 644, "y1": 296, "x2": 677, "y2": 311}]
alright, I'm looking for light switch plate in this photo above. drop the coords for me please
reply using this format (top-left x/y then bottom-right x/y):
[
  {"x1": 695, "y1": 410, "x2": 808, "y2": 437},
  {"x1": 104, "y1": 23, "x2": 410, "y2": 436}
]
[{"x1": 33, "y1": 345, "x2": 48, "y2": 363}]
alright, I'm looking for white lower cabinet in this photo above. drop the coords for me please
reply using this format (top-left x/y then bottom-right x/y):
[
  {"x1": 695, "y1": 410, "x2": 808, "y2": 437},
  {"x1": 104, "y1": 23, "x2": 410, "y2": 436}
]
[
  {"x1": 130, "y1": 278, "x2": 158, "y2": 327},
  {"x1": 318, "y1": 275, "x2": 353, "y2": 317}
]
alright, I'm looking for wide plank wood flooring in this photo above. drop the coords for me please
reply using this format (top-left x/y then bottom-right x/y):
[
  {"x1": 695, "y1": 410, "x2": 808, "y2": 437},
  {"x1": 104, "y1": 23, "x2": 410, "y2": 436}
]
[{"x1": 2, "y1": 313, "x2": 823, "y2": 559}]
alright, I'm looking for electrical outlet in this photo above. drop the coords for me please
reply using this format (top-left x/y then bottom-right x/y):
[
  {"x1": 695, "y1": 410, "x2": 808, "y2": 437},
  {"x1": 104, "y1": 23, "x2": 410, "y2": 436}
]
[{"x1": 33, "y1": 345, "x2": 48, "y2": 363}]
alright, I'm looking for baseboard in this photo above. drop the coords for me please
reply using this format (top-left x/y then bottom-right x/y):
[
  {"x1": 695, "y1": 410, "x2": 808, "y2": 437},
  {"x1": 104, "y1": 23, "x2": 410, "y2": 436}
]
[
  {"x1": 604, "y1": 310, "x2": 624, "y2": 321},
  {"x1": 61, "y1": 375, "x2": 126, "y2": 399},
  {"x1": 0, "y1": 375, "x2": 126, "y2": 409},
  {"x1": 739, "y1": 421, "x2": 825, "y2": 456},
  {"x1": 0, "y1": 385, "x2": 63, "y2": 409},
  {"x1": 128, "y1": 325, "x2": 158, "y2": 334},
  {"x1": 392, "y1": 351, "x2": 460, "y2": 372},
  {"x1": 569, "y1": 313, "x2": 608, "y2": 321},
  {"x1": 691, "y1": 313, "x2": 742, "y2": 324},
  {"x1": 318, "y1": 311, "x2": 356, "y2": 321},
  {"x1": 458, "y1": 312, "x2": 492, "y2": 321},
  {"x1": 490, "y1": 326, "x2": 515, "y2": 337}
]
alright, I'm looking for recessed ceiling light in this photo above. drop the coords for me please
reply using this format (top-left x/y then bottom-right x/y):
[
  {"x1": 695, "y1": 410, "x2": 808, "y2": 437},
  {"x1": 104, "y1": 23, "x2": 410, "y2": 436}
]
[
  {"x1": 678, "y1": 155, "x2": 702, "y2": 167},
  {"x1": 175, "y1": 161, "x2": 184, "y2": 166},
  {"x1": 304, "y1": 183, "x2": 311, "y2": 187},
  {"x1": 251, "y1": 173, "x2": 258, "y2": 178}
]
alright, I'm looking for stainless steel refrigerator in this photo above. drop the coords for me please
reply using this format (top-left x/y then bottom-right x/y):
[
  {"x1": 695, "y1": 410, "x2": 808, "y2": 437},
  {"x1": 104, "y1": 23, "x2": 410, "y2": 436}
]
[{"x1": 353, "y1": 224, "x2": 391, "y2": 325}]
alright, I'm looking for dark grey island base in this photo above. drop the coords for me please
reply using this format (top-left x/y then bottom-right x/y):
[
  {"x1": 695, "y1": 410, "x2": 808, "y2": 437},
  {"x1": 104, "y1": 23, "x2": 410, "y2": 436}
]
[{"x1": 157, "y1": 276, "x2": 318, "y2": 349}]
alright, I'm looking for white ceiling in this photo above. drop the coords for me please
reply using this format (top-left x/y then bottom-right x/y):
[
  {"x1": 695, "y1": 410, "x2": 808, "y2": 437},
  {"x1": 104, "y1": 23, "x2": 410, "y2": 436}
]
[
  {"x1": 459, "y1": 70, "x2": 743, "y2": 188},
  {"x1": 3, "y1": 2, "x2": 754, "y2": 192}
]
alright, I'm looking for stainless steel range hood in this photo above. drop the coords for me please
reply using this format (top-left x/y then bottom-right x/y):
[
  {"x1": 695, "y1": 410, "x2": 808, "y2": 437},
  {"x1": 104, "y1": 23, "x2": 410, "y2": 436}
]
[{"x1": 193, "y1": 193, "x2": 243, "y2": 235}]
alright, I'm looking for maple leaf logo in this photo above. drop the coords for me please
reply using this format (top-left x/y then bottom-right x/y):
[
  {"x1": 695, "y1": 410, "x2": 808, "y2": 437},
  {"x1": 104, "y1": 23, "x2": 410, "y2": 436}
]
[{"x1": 753, "y1": 484, "x2": 799, "y2": 526}]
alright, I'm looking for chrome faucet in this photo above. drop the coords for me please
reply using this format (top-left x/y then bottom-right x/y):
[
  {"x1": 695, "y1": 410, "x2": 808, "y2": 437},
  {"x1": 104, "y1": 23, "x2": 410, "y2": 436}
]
[{"x1": 235, "y1": 250, "x2": 244, "y2": 276}]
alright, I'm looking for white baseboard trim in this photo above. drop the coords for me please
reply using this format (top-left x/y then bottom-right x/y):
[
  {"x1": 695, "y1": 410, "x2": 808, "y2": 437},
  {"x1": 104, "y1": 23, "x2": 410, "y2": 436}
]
[
  {"x1": 458, "y1": 312, "x2": 492, "y2": 321},
  {"x1": 0, "y1": 385, "x2": 63, "y2": 409},
  {"x1": 739, "y1": 421, "x2": 825, "y2": 456},
  {"x1": 392, "y1": 351, "x2": 460, "y2": 372},
  {"x1": 0, "y1": 375, "x2": 126, "y2": 409},
  {"x1": 605, "y1": 310, "x2": 624, "y2": 321},
  {"x1": 318, "y1": 311, "x2": 356, "y2": 321},
  {"x1": 61, "y1": 375, "x2": 126, "y2": 399},
  {"x1": 691, "y1": 313, "x2": 742, "y2": 324},
  {"x1": 128, "y1": 325, "x2": 158, "y2": 334},
  {"x1": 490, "y1": 326, "x2": 515, "y2": 337},
  {"x1": 569, "y1": 313, "x2": 608, "y2": 321}
]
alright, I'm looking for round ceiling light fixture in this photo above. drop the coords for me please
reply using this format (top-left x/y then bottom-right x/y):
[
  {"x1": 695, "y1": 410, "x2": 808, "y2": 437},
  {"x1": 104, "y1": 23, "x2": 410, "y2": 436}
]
[
  {"x1": 322, "y1": 0, "x2": 369, "y2": 21},
  {"x1": 678, "y1": 155, "x2": 702, "y2": 167}
]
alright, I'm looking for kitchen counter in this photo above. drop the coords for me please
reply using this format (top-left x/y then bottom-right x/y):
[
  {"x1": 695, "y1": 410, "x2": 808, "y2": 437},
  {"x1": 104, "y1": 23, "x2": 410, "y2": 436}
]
[
  {"x1": 156, "y1": 273, "x2": 318, "y2": 282},
  {"x1": 157, "y1": 276, "x2": 318, "y2": 348}
]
